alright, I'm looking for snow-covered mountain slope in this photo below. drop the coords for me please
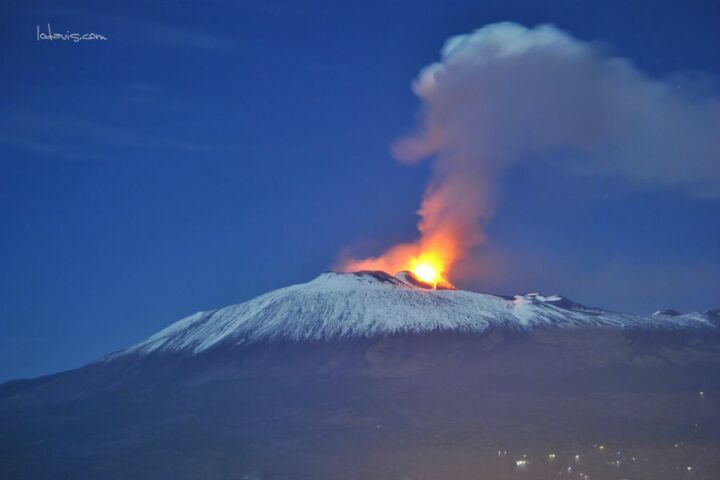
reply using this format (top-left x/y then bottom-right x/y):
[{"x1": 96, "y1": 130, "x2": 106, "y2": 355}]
[{"x1": 111, "y1": 271, "x2": 718, "y2": 358}]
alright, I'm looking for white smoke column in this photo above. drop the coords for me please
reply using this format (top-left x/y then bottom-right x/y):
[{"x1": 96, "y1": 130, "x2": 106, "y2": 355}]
[{"x1": 342, "y1": 22, "x2": 720, "y2": 278}]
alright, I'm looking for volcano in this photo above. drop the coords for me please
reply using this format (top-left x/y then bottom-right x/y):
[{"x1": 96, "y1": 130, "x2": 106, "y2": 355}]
[{"x1": 2, "y1": 271, "x2": 720, "y2": 480}]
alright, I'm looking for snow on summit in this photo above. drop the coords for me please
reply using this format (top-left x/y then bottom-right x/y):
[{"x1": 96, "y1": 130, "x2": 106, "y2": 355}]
[{"x1": 114, "y1": 271, "x2": 718, "y2": 358}]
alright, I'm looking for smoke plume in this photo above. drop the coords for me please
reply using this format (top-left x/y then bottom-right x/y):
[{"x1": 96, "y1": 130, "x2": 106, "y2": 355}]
[{"x1": 341, "y1": 22, "x2": 720, "y2": 279}]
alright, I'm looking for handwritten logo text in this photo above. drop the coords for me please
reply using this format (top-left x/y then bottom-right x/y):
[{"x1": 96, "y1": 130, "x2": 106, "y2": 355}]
[{"x1": 36, "y1": 24, "x2": 107, "y2": 43}]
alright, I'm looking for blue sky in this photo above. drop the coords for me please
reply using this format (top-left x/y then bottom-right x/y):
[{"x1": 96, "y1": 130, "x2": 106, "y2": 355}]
[{"x1": 1, "y1": 0, "x2": 719, "y2": 381}]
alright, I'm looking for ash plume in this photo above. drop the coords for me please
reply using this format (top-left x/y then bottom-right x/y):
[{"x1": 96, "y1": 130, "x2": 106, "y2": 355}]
[{"x1": 341, "y1": 22, "x2": 720, "y2": 279}]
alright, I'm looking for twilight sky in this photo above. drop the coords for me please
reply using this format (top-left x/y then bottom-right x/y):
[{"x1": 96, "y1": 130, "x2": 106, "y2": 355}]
[{"x1": 1, "y1": 0, "x2": 719, "y2": 381}]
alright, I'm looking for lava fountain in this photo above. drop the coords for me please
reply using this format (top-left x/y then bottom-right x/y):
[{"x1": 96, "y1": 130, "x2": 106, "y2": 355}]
[{"x1": 339, "y1": 228, "x2": 459, "y2": 290}]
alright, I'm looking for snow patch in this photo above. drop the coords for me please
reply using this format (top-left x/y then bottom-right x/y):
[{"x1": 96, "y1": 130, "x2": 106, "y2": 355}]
[{"x1": 108, "y1": 271, "x2": 718, "y2": 359}]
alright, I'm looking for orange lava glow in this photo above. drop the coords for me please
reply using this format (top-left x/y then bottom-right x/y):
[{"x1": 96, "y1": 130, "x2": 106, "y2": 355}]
[
  {"x1": 411, "y1": 261, "x2": 439, "y2": 285},
  {"x1": 341, "y1": 235, "x2": 457, "y2": 290},
  {"x1": 408, "y1": 253, "x2": 452, "y2": 289},
  {"x1": 339, "y1": 182, "x2": 479, "y2": 290}
]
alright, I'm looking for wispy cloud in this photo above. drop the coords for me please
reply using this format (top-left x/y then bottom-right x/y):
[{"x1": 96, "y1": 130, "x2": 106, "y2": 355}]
[
  {"x1": 0, "y1": 110, "x2": 240, "y2": 162},
  {"x1": 115, "y1": 16, "x2": 234, "y2": 51}
]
